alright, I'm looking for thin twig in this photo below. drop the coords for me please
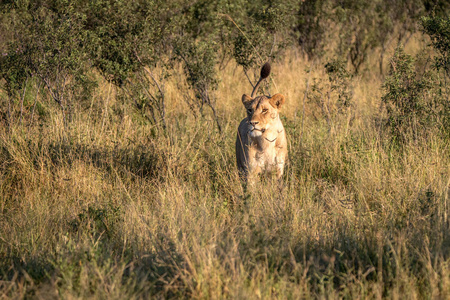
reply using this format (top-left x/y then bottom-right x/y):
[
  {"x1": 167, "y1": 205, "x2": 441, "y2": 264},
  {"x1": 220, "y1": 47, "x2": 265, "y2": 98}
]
[
  {"x1": 136, "y1": 72, "x2": 157, "y2": 105},
  {"x1": 7, "y1": 94, "x2": 12, "y2": 130},
  {"x1": 135, "y1": 50, "x2": 167, "y2": 130},
  {"x1": 19, "y1": 77, "x2": 28, "y2": 126},
  {"x1": 300, "y1": 61, "x2": 314, "y2": 145},
  {"x1": 219, "y1": 13, "x2": 279, "y2": 93},
  {"x1": 42, "y1": 77, "x2": 67, "y2": 125},
  {"x1": 42, "y1": 78, "x2": 60, "y2": 104},
  {"x1": 218, "y1": 13, "x2": 264, "y2": 64},
  {"x1": 100, "y1": 80, "x2": 112, "y2": 136},
  {"x1": 28, "y1": 80, "x2": 42, "y2": 135},
  {"x1": 145, "y1": 67, "x2": 167, "y2": 129},
  {"x1": 243, "y1": 68, "x2": 255, "y2": 88}
]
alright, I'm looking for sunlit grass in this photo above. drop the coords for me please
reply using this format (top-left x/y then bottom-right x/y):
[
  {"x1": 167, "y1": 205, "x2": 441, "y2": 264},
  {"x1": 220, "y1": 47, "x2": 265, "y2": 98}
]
[{"x1": 1, "y1": 43, "x2": 450, "y2": 298}]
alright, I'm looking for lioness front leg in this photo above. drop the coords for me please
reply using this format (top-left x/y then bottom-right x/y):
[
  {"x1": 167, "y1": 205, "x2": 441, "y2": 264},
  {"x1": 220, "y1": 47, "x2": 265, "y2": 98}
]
[
  {"x1": 275, "y1": 157, "x2": 285, "y2": 180},
  {"x1": 247, "y1": 165, "x2": 262, "y2": 187}
]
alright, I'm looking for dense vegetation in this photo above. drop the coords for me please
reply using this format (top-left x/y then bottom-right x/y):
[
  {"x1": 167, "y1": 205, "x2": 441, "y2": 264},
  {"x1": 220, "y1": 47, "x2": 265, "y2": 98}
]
[{"x1": 1, "y1": 0, "x2": 450, "y2": 298}]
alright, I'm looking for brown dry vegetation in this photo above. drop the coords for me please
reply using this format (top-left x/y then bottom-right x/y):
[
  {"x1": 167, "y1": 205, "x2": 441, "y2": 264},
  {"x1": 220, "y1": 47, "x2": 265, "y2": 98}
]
[{"x1": 1, "y1": 41, "x2": 450, "y2": 298}]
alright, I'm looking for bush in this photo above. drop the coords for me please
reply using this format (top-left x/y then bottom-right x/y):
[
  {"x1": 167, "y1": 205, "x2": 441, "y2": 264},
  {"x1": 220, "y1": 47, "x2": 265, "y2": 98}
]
[
  {"x1": 381, "y1": 46, "x2": 438, "y2": 142},
  {"x1": 307, "y1": 59, "x2": 354, "y2": 131},
  {"x1": 295, "y1": 0, "x2": 329, "y2": 60},
  {"x1": 0, "y1": 0, "x2": 95, "y2": 125},
  {"x1": 421, "y1": 15, "x2": 450, "y2": 134},
  {"x1": 421, "y1": 15, "x2": 450, "y2": 74},
  {"x1": 175, "y1": 37, "x2": 222, "y2": 132}
]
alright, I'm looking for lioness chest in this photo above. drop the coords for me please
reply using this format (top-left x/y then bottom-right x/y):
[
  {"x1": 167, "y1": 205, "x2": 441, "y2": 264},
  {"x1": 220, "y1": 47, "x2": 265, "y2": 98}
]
[{"x1": 247, "y1": 135, "x2": 285, "y2": 173}]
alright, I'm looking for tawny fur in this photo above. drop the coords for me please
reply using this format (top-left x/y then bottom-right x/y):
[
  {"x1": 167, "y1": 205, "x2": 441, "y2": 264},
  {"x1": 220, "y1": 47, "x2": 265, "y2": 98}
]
[{"x1": 236, "y1": 93, "x2": 288, "y2": 183}]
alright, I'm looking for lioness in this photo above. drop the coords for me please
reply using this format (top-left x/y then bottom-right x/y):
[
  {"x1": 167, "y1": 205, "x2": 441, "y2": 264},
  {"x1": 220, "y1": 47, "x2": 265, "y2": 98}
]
[{"x1": 236, "y1": 63, "x2": 288, "y2": 183}]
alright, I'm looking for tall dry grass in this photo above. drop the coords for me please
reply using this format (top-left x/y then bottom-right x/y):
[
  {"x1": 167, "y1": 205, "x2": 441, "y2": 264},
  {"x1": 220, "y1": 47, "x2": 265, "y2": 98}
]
[{"x1": 1, "y1": 44, "x2": 449, "y2": 299}]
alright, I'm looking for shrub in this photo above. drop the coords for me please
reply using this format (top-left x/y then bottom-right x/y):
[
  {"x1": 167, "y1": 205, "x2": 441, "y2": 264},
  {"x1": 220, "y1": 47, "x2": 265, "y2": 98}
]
[
  {"x1": 381, "y1": 46, "x2": 438, "y2": 142},
  {"x1": 421, "y1": 15, "x2": 450, "y2": 134},
  {"x1": 308, "y1": 59, "x2": 354, "y2": 130},
  {"x1": 175, "y1": 37, "x2": 222, "y2": 132},
  {"x1": 421, "y1": 15, "x2": 450, "y2": 74},
  {"x1": 0, "y1": 1, "x2": 95, "y2": 124},
  {"x1": 295, "y1": 0, "x2": 329, "y2": 60}
]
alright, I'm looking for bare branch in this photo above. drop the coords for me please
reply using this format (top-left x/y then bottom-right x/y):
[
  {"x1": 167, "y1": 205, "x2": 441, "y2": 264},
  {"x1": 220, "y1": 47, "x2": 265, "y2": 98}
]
[
  {"x1": 19, "y1": 77, "x2": 29, "y2": 125},
  {"x1": 243, "y1": 68, "x2": 255, "y2": 88},
  {"x1": 42, "y1": 77, "x2": 61, "y2": 104},
  {"x1": 29, "y1": 81, "x2": 42, "y2": 131}
]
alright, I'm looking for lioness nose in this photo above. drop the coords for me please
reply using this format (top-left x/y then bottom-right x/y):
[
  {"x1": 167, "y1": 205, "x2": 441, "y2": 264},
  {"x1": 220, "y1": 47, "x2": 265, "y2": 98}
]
[{"x1": 250, "y1": 121, "x2": 259, "y2": 126}]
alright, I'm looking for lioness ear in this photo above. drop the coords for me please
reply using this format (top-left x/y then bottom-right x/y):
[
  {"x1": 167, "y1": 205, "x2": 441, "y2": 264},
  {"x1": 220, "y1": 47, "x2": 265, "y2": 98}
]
[
  {"x1": 269, "y1": 94, "x2": 285, "y2": 109},
  {"x1": 242, "y1": 94, "x2": 253, "y2": 107}
]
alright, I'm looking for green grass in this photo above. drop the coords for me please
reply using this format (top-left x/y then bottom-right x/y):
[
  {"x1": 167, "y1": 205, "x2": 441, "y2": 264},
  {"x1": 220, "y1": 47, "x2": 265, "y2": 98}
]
[{"x1": 1, "y1": 53, "x2": 450, "y2": 299}]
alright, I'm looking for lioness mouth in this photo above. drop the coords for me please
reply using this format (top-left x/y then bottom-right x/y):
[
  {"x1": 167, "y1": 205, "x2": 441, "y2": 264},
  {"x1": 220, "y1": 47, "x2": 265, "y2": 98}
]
[{"x1": 251, "y1": 128, "x2": 265, "y2": 133}]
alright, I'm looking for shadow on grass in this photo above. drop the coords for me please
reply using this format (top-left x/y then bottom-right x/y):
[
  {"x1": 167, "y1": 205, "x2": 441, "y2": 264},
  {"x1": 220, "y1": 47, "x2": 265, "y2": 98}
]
[
  {"x1": 0, "y1": 136, "x2": 167, "y2": 182},
  {"x1": 0, "y1": 232, "x2": 187, "y2": 298},
  {"x1": 2, "y1": 215, "x2": 450, "y2": 298},
  {"x1": 46, "y1": 140, "x2": 167, "y2": 180}
]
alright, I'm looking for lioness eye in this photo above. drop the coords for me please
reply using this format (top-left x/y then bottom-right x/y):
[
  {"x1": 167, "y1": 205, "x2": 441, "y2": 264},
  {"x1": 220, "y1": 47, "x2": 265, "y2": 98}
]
[{"x1": 262, "y1": 108, "x2": 268, "y2": 113}]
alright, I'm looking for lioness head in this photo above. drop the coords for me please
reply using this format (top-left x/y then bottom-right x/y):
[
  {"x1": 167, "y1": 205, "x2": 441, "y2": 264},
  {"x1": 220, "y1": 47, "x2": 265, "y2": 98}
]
[{"x1": 242, "y1": 93, "x2": 285, "y2": 138}]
